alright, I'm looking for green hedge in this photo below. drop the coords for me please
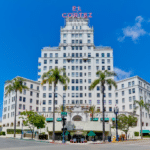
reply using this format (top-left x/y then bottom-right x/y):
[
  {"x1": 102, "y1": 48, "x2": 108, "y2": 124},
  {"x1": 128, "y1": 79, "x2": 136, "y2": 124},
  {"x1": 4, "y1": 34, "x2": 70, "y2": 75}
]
[
  {"x1": 0, "y1": 132, "x2": 5, "y2": 135},
  {"x1": 7, "y1": 129, "x2": 22, "y2": 134},
  {"x1": 134, "y1": 132, "x2": 139, "y2": 136}
]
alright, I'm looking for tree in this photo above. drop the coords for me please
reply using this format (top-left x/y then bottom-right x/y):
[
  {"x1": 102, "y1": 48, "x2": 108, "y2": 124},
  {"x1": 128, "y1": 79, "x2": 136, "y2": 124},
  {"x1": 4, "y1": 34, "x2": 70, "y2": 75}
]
[
  {"x1": 41, "y1": 68, "x2": 70, "y2": 142},
  {"x1": 90, "y1": 70, "x2": 117, "y2": 142},
  {"x1": 112, "y1": 114, "x2": 137, "y2": 140},
  {"x1": 5, "y1": 77, "x2": 29, "y2": 138},
  {"x1": 20, "y1": 111, "x2": 46, "y2": 139},
  {"x1": 85, "y1": 105, "x2": 100, "y2": 121},
  {"x1": 134, "y1": 99, "x2": 150, "y2": 139},
  {"x1": 82, "y1": 131, "x2": 87, "y2": 140}
]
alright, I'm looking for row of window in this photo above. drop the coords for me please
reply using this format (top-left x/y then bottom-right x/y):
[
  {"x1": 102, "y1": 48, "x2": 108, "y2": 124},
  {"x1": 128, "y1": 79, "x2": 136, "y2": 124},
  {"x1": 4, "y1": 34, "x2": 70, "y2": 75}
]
[
  {"x1": 43, "y1": 52, "x2": 111, "y2": 59},
  {"x1": 115, "y1": 88, "x2": 135, "y2": 97},
  {"x1": 63, "y1": 46, "x2": 92, "y2": 50},
  {"x1": 43, "y1": 58, "x2": 111, "y2": 65},
  {"x1": 63, "y1": 33, "x2": 91, "y2": 38}
]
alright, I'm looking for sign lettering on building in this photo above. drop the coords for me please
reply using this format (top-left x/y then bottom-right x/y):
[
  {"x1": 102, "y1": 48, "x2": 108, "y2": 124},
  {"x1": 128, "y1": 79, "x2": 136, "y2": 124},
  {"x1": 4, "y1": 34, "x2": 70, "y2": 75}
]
[{"x1": 62, "y1": 6, "x2": 92, "y2": 19}]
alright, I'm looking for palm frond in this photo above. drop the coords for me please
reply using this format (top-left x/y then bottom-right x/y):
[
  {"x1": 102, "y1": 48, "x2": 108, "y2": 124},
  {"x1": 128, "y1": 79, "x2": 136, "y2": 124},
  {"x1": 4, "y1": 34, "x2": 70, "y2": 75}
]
[
  {"x1": 104, "y1": 70, "x2": 117, "y2": 77},
  {"x1": 90, "y1": 79, "x2": 100, "y2": 90},
  {"x1": 106, "y1": 79, "x2": 117, "y2": 88}
]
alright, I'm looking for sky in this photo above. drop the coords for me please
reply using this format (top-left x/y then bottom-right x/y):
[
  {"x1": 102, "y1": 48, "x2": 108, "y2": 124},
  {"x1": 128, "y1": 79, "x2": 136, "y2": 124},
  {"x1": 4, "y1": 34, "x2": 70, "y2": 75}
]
[{"x1": 0, "y1": 0, "x2": 150, "y2": 119}]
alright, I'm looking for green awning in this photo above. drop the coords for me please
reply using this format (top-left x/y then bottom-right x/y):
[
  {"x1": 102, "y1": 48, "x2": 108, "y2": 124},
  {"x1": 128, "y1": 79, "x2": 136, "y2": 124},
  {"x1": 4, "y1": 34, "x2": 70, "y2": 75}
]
[
  {"x1": 61, "y1": 131, "x2": 70, "y2": 136},
  {"x1": 56, "y1": 118, "x2": 62, "y2": 121},
  {"x1": 87, "y1": 131, "x2": 96, "y2": 136},
  {"x1": 46, "y1": 118, "x2": 53, "y2": 122},
  {"x1": 112, "y1": 118, "x2": 115, "y2": 121},
  {"x1": 101, "y1": 118, "x2": 109, "y2": 121},
  {"x1": 90, "y1": 118, "x2": 98, "y2": 121},
  {"x1": 140, "y1": 130, "x2": 150, "y2": 133}
]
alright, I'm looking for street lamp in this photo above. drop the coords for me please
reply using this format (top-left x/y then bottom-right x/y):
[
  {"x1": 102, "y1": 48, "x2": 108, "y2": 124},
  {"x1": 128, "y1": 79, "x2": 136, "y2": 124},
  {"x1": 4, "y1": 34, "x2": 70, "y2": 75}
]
[{"x1": 114, "y1": 106, "x2": 119, "y2": 141}]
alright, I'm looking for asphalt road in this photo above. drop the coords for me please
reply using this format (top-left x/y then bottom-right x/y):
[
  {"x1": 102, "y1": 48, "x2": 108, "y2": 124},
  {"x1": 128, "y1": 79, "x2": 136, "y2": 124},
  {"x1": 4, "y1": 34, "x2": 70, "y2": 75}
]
[{"x1": 0, "y1": 137, "x2": 150, "y2": 150}]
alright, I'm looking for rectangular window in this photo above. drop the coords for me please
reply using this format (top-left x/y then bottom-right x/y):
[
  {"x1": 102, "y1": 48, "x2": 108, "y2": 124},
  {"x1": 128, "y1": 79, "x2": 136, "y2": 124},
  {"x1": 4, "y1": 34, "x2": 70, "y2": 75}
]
[
  {"x1": 88, "y1": 46, "x2": 91, "y2": 50},
  {"x1": 63, "y1": 46, "x2": 66, "y2": 50},
  {"x1": 36, "y1": 100, "x2": 39, "y2": 105},
  {"x1": 132, "y1": 88, "x2": 135, "y2": 93},
  {"x1": 30, "y1": 99, "x2": 32, "y2": 103},
  {"x1": 107, "y1": 59, "x2": 110, "y2": 64},
  {"x1": 55, "y1": 53, "x2": 58, "y2": 57},
  {"x1": 19, "y1": 96, "x2": 22, "y2": 101},
  {"x1": 122, "y1": 91, "x2": 124, "y2": 96},
  {"x1": 107, "y1": 66, "x2": 111, "y2": 70},
  {"x1": 107, "y1": 53, "x2": 110, "y2": 57},
  {"x1": 122, "y1": 98, "x2": 125, "y2": 103},
  {"x1": 101, "y1": 53, "x2": 105, "y2": 57},
  {"x1": 97, "y1": 93, "x2": 100, "y2": 97},
  {"x1": 96, "y1": 53, "x2": 99, "y2": 57},
  {"x1": 109, "y1": 100, "x2": 112, "y2": 105},
  {"x1": 102, "y1": 66, "x2": 105, "y2": 70},
  {"x1": 43, "y1": 100, "x2": 46, "y2": 105},
  {"x1": 129, "y1": 97, "x2": 132, "y2": 102},
  {"x1": 97, "y1": 100, "x2": 100, "y2": 105},
  {"x1": 55, "y1": 60, "x2": 58, "y2": 64},
  {"x1": 116, "y1": 100, "x2": 118, "y2": 104},
  {"x1": 129, "y1": 89, "x2": 131, "y2": 94},
  {"x1": 44, "y1": 60, "x2": 47, "y2": 64},
  {"x1": 102, "y1": 59, "x2": 105, "y2": 64},
  {"x1": 96, "y1": 59, "x2": 99, "y2": 64},
  {"x1": 48, "y1": 107, "x2": 51, "y2": 112},
  {"x1": 88, "y1": 40, "x2": 91, "y2": 43},
  {"x1": 129, "y1": 104, "x2": 132, "y2": 109},
  {"x1": 128, "y1": 82, "x2": 131, "y2": 87},
  {"x1": 109, "y1": 107, "x2": 112, "y2": 112}
]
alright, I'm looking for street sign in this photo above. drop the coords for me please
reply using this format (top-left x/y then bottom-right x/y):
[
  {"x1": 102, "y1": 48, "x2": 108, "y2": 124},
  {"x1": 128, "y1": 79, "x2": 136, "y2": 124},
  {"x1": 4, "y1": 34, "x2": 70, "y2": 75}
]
[{"x1": 61, "y1": 112, "x2": 67, "y2": 116}]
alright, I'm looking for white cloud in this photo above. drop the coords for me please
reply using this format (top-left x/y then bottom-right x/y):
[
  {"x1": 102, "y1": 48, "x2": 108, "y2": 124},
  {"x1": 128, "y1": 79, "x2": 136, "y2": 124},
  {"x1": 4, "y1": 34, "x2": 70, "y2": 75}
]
[
  {"x1": 118, "y1": 16, "x2": 147, "y2": 42},
  {"x1": 114, "y1": 67, "x2": 132, "y2": 81}
]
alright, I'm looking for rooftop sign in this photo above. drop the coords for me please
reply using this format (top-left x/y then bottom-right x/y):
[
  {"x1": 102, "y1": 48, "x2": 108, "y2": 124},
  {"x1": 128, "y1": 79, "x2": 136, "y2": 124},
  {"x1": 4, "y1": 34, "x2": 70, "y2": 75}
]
[{"x1": 62, "y1": 6, "x2": 92, "y2": 19}]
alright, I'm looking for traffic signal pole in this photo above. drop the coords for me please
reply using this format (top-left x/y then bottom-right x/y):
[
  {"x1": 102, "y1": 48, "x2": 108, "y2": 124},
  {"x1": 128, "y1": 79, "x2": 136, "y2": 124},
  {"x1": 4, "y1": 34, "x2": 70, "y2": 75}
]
[{"x1": 62, "y1": 96, "x2": 65, "y2": 143}]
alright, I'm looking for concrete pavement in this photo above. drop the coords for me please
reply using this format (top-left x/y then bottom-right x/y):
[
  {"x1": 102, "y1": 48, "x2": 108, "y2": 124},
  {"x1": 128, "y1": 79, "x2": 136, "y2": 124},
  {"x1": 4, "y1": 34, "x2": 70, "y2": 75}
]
[{"x1": 0, "y1": 137, "x2": 150, "y2": 150}]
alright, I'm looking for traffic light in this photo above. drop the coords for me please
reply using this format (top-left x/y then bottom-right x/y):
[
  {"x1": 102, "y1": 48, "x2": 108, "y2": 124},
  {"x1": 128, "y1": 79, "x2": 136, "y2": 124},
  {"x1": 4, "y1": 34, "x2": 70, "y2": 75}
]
[{"x1": 61, "y1": 128, "x2": 67, "y2": 131}]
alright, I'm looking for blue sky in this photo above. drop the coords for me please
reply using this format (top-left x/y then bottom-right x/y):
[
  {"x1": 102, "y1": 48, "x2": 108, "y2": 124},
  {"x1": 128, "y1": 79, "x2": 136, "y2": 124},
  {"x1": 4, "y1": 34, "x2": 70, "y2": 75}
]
[{"x1": 0, "y1": 0, "x2": 150, "y2": 119}]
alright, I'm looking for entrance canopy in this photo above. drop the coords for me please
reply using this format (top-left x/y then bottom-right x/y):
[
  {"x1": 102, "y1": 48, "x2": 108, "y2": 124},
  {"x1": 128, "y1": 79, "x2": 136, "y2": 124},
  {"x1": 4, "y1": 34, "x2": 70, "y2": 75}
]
[
  {"x1": 87, "y1": 131, "x2": 96, "y2": 136},
  {"x1": 140, "y1": 130, "x2": 150, "y2": 133}
]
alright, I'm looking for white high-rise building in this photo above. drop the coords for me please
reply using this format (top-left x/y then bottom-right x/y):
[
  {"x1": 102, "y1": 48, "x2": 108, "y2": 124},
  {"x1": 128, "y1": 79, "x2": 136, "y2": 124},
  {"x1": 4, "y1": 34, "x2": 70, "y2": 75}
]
[
  {"x1": 2, "y1": 6, "x2": 150, "y2": 139},
  {"x1": 38, "y1": 17, "x2": 115, "y2": 117},
  {"x1": 2, "y1": 77, "x2": 40, "y2": 129}
]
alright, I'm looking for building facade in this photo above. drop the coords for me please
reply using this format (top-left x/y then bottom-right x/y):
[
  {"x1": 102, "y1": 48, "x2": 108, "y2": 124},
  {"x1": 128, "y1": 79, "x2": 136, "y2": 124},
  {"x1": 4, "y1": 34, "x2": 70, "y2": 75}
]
[
  {"x1": 2, "y1": 7, "x2": 150, "y2": 139},
  {"x1": 2, "y1": 77, "x2": 40, "y2": 128}
]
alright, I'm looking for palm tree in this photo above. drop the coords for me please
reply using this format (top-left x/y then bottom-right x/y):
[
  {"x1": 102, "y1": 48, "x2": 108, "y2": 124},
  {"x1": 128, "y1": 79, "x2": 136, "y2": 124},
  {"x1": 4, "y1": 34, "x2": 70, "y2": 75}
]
[
  {"x1": 134, "y1": 99, "x2": 150, "y2": 139},
  {"x1": 41, "y1": 68, "x2": 70, "y2": 142},
  {"x1": 90, "y1": 70, "x2": 117, "y2": 142},
  {"x1": 5, "y1": 77, "x2": 29, "y2": 138},
  {"x1": 86, "y1": 105, "x2": 100, "y2": 121}
]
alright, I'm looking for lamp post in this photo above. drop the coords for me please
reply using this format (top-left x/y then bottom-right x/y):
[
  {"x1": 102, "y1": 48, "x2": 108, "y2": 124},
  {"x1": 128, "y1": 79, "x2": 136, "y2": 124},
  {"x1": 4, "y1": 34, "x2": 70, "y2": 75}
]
[{"x1": 114, "y1": 106, "x2": 119, "y2": 141}]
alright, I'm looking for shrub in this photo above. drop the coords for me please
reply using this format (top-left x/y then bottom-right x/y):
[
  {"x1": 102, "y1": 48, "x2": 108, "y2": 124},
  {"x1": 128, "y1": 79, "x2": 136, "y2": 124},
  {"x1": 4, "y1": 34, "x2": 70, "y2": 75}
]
[
  {"x1": 7, "y1": 129, "x2": 22, "y2": 134},
  {"x1": 0, "y1": 132, "x2": 5, "y2": 135},
  {"x1": 134, "y1": 132, "x2": 139, "y2": 136}
]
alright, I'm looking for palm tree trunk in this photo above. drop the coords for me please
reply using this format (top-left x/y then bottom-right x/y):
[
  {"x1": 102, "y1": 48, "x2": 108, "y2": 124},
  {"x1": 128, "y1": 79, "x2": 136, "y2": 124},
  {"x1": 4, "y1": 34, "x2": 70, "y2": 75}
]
[
  {"x1": 14, "y1": 90, "x2": 17, "y2": 138},
  {"x1": 52, "y1": 83, "x2": 56, "y2": 142},
  {"x1": 102, "y1": 85, "x2": 105, "y2": 142},
  {"x1": 140, "y1": 107, "x2": 143, "y2": 139},
  {"x1": 92, "y1": 113, "x2": 93, "y2": 121}
]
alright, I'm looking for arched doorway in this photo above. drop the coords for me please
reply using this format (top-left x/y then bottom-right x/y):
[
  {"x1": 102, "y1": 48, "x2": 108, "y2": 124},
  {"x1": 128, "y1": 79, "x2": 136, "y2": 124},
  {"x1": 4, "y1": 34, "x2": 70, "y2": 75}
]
[{"x1": 72, "y1": 115, "x2": 82, "y2": 121}]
